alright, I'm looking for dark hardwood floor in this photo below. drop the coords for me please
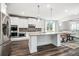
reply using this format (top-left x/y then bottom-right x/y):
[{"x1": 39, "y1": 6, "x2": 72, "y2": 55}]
[
  {"x1": 10, "y1": 40, "x2": 79, "y2": 56},
  {"x1": 10, "y1": 40, "x2": 30, "y2": 56}
]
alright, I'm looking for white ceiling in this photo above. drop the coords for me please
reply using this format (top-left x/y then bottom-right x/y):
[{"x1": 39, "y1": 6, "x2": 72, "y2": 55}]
[{"x1": 7, "y1": 3, "x2": 79, "y2": 20}]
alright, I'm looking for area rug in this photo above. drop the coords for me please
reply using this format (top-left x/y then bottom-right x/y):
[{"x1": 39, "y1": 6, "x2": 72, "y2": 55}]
[{"x1": 63, "y1": 43, "x2": 79, "y2": 49}]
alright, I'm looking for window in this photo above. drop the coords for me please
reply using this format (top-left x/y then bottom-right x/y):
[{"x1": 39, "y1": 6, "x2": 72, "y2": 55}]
[
  {"x1": 71, "y1": 22, "x2": 79, "y2": 31},
  {"x1": 77, "y1": 24, "x2": 79, "y2": 31},
  {"x1": 46, "y1": 20, "x2": 55, "y2": 32}
]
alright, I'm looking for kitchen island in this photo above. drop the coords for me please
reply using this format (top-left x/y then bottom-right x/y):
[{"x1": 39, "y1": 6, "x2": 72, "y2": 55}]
[{"x1": 28, "y1": 32, "x2": 62, "y2": 53}]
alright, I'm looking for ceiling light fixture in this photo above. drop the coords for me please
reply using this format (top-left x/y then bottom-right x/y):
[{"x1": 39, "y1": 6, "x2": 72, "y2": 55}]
[
  {"x1": 46, "y1": 4, "x2": 53, "y2": 19},
  {"x1": 65, "y1": 9, "x2": 69, "y2": 13},
  {"x1": 22, "y1": 12, "x2": 24, "y2": 15},
  {"x1": 46, "y1": 4, "x2": 51, "y2": 9},
  {"x1": 37, "y1": 4, "x2": 40, "y2": 22}
]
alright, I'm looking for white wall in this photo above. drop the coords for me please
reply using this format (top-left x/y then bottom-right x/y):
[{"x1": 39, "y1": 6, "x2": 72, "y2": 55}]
[
  {"x1": 58, "y1": 14, "x2": 79, "y2": 32},
  {"x1": 62, "y1": 21, "x2": 71, "y2": 31},
  {"x1": 11, "y1": 17, "x2": 28, "y2": 28},
  {"x1": 59, "y1": 21, "x2": 71, "y2": 31}
]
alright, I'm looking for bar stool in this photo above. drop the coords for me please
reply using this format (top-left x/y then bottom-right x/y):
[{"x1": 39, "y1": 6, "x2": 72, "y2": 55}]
[
  {"x1": 66, "y1": 33, "x2": 74, "y2": 42},
  {"x1": 60, "y1": 33, "x2": 67, "y2": 43},
  {"x1": 66, "y1": 33, "x2": 71, "y2": 42}
]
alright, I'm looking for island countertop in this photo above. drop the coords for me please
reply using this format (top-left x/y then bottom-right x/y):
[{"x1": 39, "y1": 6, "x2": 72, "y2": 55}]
[
  {"x1": 28, "y1": 31, "x2": 74, "y2": 36},
  {"x1": 29, "y1": 32, "x2": 62, "y2": 36}
]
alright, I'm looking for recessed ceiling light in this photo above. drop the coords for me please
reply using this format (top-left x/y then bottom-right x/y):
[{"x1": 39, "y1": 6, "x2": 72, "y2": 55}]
[
  {"x1": 37, "y1": 18, "x2": 40, "y2": 21},
  {"x1": 46, "y1": 4, "x2": 51, "y2": 8},
  {"x1": 65, "y1": 9, "x2": 69, "y2": 13},
  {"x1": 73, "y1": 12, "x2": 78, "y2": 15},
  {"x1": 22, "y1": 12, "x2": 24, "y2": 15}
]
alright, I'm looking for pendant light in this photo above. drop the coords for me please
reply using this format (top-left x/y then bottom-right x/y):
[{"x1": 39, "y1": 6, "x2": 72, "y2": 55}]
[
  {"x1": 46, "y1": 4, "x2": 53, "y2": 19},
  {"x1": 37, "y1": 4, "x2": 40, "y2": 22}
]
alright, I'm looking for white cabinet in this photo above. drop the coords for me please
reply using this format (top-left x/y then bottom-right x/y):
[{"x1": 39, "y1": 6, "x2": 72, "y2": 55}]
[
  {"x1": 36, "y1": 20, "x2": 44, "y2": 28},
  {"x1": 11, "y1": 17, "x2": 44, "y2": 29},
  {"x1": 20, "y1": 19, "x2": 28, "y2": 28},
  {"x1": 11, "y1": 17, "x2": 28, "y2": 28}
]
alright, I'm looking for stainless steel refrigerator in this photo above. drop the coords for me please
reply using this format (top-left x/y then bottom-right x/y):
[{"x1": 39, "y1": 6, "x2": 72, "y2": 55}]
[{"x1": 0, "y1": 12, "x2": 11, "y2": 56}]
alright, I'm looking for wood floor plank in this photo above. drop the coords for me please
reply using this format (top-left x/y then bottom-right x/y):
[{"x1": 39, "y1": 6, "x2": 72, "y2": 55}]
[{"x1": 10, "y1": 40, "x2": 79, "y2": 56}]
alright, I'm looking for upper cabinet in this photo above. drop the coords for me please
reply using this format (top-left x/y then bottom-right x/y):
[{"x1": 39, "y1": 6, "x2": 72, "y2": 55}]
[
  {"x1": 10, "y1": 17, "x2": 44, "y2": 28},
  {"x1": 10, "y1": 17, "x2": 28, "y2": 28}
]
